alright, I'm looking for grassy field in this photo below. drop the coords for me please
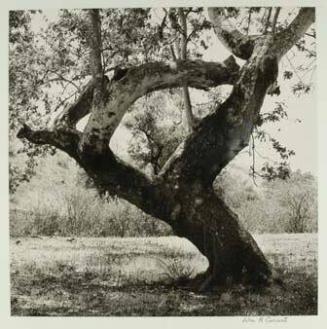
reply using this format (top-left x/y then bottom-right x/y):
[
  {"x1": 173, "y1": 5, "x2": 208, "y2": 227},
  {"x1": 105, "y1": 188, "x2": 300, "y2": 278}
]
[{"x1": 10, "y1": 234, "x2": 317, "y2": 316}]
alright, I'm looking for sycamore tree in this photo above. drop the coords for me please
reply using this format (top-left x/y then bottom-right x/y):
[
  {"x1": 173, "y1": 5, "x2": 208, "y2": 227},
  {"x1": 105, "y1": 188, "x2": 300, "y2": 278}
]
[{"x1": 10, "y1": 7, "x2": 315, "y2": 290}]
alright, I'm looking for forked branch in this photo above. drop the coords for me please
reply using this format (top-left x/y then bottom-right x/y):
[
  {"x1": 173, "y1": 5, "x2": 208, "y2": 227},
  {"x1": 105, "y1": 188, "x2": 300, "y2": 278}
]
[
  {"x1": 17, "y1": 124, "x2": 81, "y2": 159},
  {"x1": 16, "y1": 123, "x2": 172, "y2": 220},
  {"x1": 52, "y1": 79, "x2": 97, "y2": 130},
  {"x1": 208, "y1": 7, "x2": 257, "y2": 60},
  {"x1": 178, "y1": 7, "x2": 195, "y2": 132},
  {"x1": 275, "y1": 7, "x2": 315, "y2": 58},
  {"x1": 73, "y1": 58, "x2": 240, "y2": 151}
]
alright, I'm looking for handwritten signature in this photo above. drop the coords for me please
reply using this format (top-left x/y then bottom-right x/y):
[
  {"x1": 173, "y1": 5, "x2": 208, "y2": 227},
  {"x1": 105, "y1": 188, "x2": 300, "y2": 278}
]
[{"x1": 242, "y1": 316, "x2": 288, "y2": 323}]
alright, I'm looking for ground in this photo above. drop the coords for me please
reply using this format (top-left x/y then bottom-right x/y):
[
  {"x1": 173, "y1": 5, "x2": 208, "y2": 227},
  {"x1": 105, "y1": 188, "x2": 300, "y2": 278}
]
[{"x1": 10, "y1": 234, "x2": 317, "y2": 316}]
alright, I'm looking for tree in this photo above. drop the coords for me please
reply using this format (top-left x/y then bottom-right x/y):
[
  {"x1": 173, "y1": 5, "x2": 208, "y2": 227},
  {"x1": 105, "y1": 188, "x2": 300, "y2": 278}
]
[
  {"x1": 12, "y1": 7, "x2": 315, "y2": 290},
  {"x1": 125, "y1": 91, "x2": 187, "y2": 177},
  {"x1": 263, "y1": 171, "x2": 318, "y2": 233}
]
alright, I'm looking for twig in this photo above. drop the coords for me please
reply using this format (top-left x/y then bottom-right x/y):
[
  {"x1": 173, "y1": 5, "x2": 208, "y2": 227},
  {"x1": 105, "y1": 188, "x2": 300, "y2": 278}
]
[
  {"x1": 170, "y1": 45, "x2": 177, "y2": 62},
  {"x1": 53, "y1": 90, "x2": 79, "y2": 113},
  {"x1": 246, "y1": 8, "x2": 252, "y2": 35},
  {"x1": 264, "y1": 8, "x2": 272, "y2": 34},
  {"x1": 285, "y1": 54, "x2": 304, "y2": 84},
  {"x1": 272, "y1": 7, "x2": 281, "y2": 33},
  {"x1": 305, "y1": 32, "x2": 316, "y2": 38},
  {"x1": 250, "y1": 133, "x2": 258, "y2": 186}
]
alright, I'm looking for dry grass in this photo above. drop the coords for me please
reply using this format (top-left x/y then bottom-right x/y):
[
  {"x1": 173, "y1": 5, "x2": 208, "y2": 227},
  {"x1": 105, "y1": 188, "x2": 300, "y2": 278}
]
[{"x1": 10, "y1": 234, "x2": 317, "y2": 316}]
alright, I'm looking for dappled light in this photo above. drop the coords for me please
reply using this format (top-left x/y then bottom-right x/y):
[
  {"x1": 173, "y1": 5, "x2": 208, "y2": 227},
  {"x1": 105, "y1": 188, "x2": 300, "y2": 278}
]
[{"x1": 9, "y1": 6, "x2": 317, "y2": 316}]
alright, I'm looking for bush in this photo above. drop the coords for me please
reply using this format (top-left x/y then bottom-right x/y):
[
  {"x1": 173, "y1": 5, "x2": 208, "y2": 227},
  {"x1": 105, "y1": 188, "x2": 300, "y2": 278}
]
[
  {"x1": 214, "y1": 169, "x2": 317, "y2": 234},
  {"x1": 262, "y1": 171, "x2": 318, "y2": 233},
  {"x1": 10, "y1": 154, "x2": 172, "y2": 237},
  {"x1": 10, "y1": 151, "x2": 317, "y2": 237}
]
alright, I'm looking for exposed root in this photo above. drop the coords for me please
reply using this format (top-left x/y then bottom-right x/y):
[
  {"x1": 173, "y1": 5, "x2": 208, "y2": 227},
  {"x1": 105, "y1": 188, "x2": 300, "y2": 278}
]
[{"x1": 181, "y1": 265, "x2": 278, "y2": 294}]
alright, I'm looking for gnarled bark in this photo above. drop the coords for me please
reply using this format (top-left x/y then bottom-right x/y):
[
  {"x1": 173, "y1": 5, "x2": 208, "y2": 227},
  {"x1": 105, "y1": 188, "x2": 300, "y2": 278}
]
[
  {"x1": 171, "y1": 184, "x2": 272, "y2": 289},
  {"x1": 80, "y1": 58, "x2": 240, "y2": 150},
  {"x1": 208, "y1": 8, "x2": 258, "y2": 60},
  {"x1": 17, "y1": 7, "x2": 315, "y2": 290}
]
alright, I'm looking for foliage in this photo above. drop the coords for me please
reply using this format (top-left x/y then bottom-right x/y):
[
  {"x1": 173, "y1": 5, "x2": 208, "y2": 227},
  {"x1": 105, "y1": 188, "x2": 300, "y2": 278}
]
[
  {"x1": 125, "y1": 91, "x2": 187, "y2": 174},
  {"x1": 10, "y1": 153, "x2": 172, "y2": 237},
  {"x1": 11, "y1": 150, "x2": 317, "y2": 237},
  {"x1": 8, "y1": 7, "x2": 317, "y2": 253},
  {"x1": 9, "y1": 7, "x2": 316, "y2": 193},
  {"x1": 215, "y1": 169, "x2": 317, "y2": 233},
  {"x1": 262, "y1": 171, "x2": 318, "y2": 233}
]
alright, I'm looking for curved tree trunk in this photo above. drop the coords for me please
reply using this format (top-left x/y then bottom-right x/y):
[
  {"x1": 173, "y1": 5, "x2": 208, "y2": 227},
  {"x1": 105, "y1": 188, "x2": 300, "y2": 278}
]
[
  {"x1": 66, "y1": 145, "x2": 273, "y2": 289},
  {"x1": 16, "y1": 8, "x2": 314, "y2": 291},
  {"x1": 80, "y1": 155, "x2": 273, "y2": 289},
  {"x1": 170, "y1": 185, "x2": 272, "y2": 290}
]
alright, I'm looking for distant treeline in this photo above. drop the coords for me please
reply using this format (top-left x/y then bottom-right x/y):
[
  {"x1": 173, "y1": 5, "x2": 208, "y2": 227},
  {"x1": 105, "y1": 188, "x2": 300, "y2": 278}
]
[{"x1": 10, "y1": 154, "x2": 317, "y2": 237}]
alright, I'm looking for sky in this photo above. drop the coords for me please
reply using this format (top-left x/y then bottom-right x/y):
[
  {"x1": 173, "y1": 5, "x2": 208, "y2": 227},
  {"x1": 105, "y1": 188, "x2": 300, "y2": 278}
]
[
  {"x1": 198, "y1": 11, "x2": 317, "y2": 175},
  {"x1": 28, "y1": 8, "x2": 317, "y2": 176}
]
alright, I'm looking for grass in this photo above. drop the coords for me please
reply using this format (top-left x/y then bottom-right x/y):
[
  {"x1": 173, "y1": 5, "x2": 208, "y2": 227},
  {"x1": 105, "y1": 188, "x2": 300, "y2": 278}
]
[{"x1": 10, "y1": 234, "x2": 317, "y2": 316}]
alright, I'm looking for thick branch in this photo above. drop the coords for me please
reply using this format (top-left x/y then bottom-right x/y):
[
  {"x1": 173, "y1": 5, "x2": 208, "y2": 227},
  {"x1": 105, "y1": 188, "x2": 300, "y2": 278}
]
[
  {"x1": 275, "y1": 7, "x2": 315, "y2": 58},
  {"x1": 208, "y1": 8, "x2": 257, "y2": 60},
  {"x1": 79, "y1": 58, "x2": 240, "y2": 147},
  {"x1": 160, "y1": 9, "x2": 315, "y2": 187},
  {"x1": 271, "y1": 7, "x2": 281, "y2": 33},
  {"x1": 81, "y1": 9, "x2": 109, "y2": 153},
  {"x1": 17, "y1": 124, "x2": 81, "y2": 159},
  {"x1": 178, "y1": 8, "x2": 195, "y2": 132},
  {"x1": 178, "y1": 8, "x2": 188, "y2": 60},
  {"x1": 16, "y1": 124, "x2": 173, "y2": 221},
  {"x1": 85, "y1": 9, "x2": 104, "y2": 101},
  {"x1": 79, "y1": 148, "x2": 173, "y2": 220},
  {"x1": 264, "y1": 8, "x2": 272, "y2": 34},
  {"x1": 52, "y1": 79, "x2": 97, "y2": 130},
  {"x1": 160, "y1": 38, "x2": 280, "y2": 186}
]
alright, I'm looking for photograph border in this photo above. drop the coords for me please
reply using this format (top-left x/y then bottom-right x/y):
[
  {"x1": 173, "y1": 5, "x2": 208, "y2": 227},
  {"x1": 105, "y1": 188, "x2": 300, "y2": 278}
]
[{"x1": 1, "y1": 0, "x2": 326, "y2": 328}]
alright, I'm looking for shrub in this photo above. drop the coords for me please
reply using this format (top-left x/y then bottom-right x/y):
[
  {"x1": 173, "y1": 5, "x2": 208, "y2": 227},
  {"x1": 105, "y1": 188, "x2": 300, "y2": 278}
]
[
  {"x1": 214, "y1": 169, "x2": 317, "y2": 234},
  {"x1": 10, "y1": 153, "x2": 172, "y2": 237}
]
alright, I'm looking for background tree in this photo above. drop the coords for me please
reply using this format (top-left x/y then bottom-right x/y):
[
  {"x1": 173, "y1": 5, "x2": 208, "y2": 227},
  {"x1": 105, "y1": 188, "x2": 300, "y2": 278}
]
[
  {"x1": 263, "y1": 171, "x2": 317, "y2": 233},
  {"x1": 215, "y1": 168, "x2": 317, "y2": 234},
  {"x1": 11, "y1": 7, "x2": 315, "y2": 290}
]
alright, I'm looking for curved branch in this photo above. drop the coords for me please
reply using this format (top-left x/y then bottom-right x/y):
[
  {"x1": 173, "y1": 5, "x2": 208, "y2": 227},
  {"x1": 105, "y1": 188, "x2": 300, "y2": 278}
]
[
  {"x1": 79, "y1": 148, "x2": 173, "y2": 220},
  {"x1": 81, "y1": 57, "x2": 240, "y2": 149},
  {"x1": 160, "y1": 41, "x2": 281, "y2": 186},
  {"x1": 16, "y1": 124, "x2": 174, "y2": 221},
  {"x1": 158, "y1": 9, "x2": 315, "y2": 187},
  {"x1": 17, "y1": 124, "x2": 81, "y2": 159},
  {"x1": 208, "y1": 8, "x2": 257, "y2": 60},
  {"x1": 52, "y1": 79, "x2": 97, "y2": 129}
]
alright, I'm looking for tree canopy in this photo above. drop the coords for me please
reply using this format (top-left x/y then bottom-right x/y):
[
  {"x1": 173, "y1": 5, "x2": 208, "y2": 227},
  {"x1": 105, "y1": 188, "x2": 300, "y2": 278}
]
[
  {"x1": 10, "y1": 7, "x2": 316, "y2": 289},
  {"x1": 10, "y1": 8, "x2": 316, "y2": 192}
]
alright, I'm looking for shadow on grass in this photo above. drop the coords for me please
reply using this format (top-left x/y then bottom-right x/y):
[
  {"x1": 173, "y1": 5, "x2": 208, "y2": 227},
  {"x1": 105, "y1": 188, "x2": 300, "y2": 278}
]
[{"x1": 11, "y1": 267, "x2": 317, "y2": 316}]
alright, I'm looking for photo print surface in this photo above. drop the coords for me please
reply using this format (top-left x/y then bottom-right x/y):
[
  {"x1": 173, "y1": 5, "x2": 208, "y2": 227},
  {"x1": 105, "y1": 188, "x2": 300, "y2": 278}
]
[{"x1": 9, "y1": 6, "x2": 317, "y2": 316}]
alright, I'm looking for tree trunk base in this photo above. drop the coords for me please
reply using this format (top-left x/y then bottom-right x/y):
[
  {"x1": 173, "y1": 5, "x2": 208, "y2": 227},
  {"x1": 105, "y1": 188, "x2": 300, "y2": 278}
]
[
  {"x1": 171, "y1": 187, "x2": 277, "y2": 292},
  {"x1": 175, "y1": 267, "x2": 283, "y2": 294}
]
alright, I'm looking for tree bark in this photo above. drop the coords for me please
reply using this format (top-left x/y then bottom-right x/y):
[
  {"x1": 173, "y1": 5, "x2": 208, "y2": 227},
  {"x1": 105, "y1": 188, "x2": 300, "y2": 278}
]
[
  {"x1": 177, "y1": 8, "x2": 195, "y2": 133},
  {"x1": 16, "y1": 7, "x2": 315, "y2": 291},
  {"x1": 171, "y1": 185, "x2": 272, "y2": 289},
  {"x1": 89, "y1": 156, "x2": 274, "y2": 289}
]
